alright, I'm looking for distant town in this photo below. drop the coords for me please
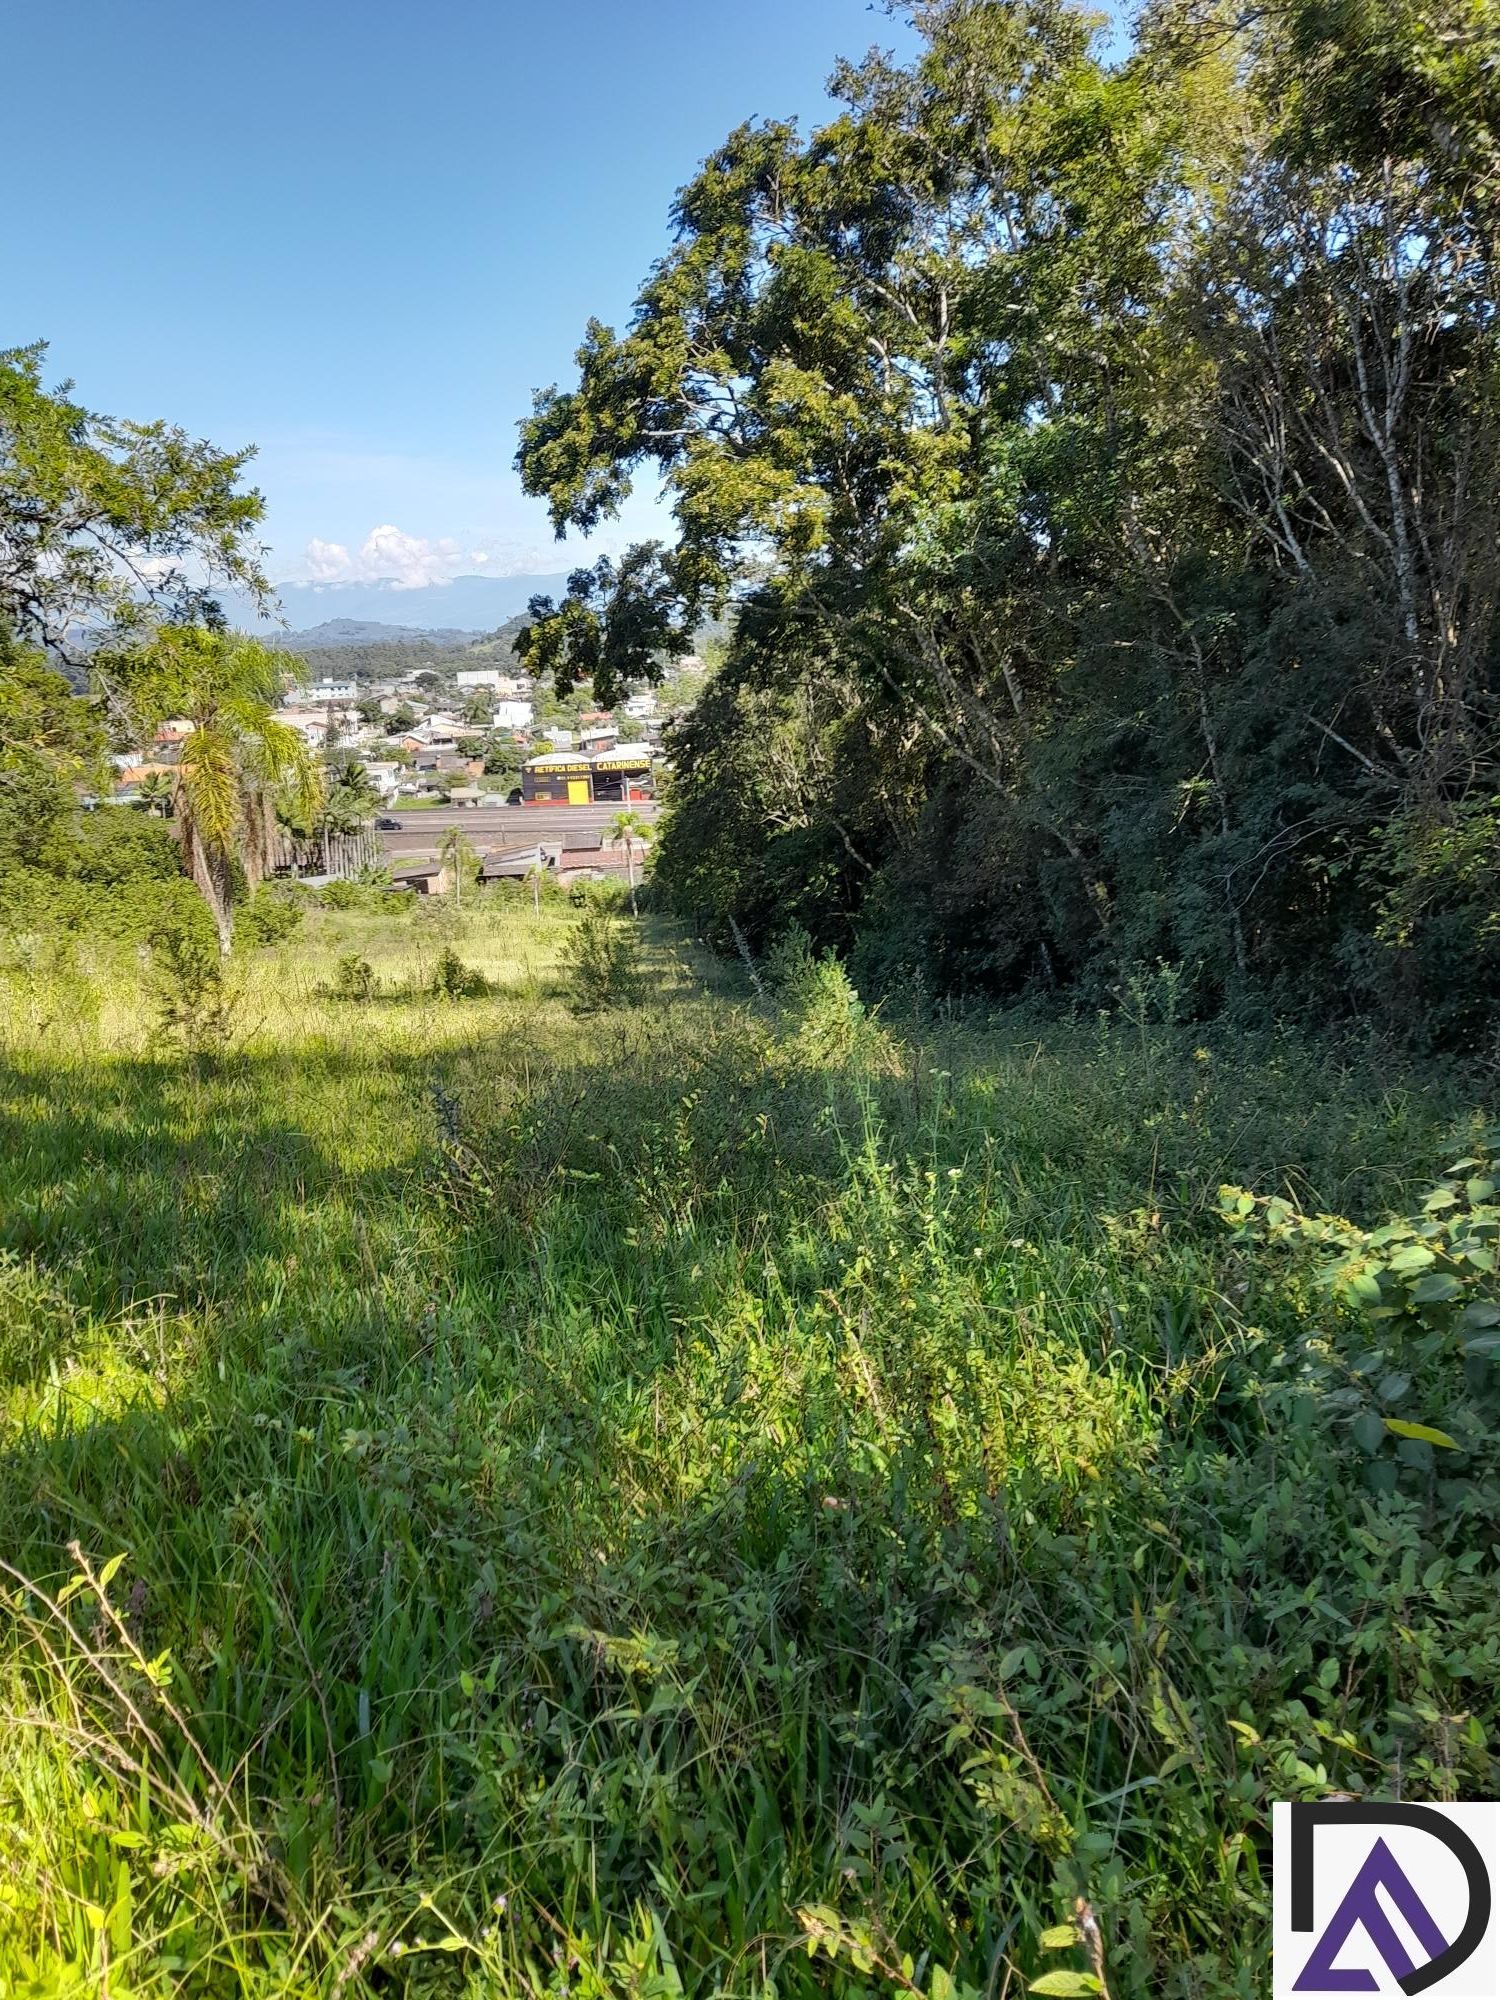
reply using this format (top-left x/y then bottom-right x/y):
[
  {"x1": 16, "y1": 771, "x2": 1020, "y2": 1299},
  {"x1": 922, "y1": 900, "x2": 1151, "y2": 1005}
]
[{"x1": 106, "y1": 624, "x2": 710, "y2": 892}]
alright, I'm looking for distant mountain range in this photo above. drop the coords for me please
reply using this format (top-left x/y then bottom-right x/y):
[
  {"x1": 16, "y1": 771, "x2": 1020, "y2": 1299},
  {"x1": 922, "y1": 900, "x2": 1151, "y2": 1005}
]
[
  {"x1": 275, "y1": 618, "x2": 486, "y2": 650},
  {"x1": 225, "y1": 572, "x2": 569, "y2": 637}
]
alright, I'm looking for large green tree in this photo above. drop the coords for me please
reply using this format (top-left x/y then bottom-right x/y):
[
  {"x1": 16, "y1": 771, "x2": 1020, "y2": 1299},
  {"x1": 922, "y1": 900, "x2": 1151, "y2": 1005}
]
[
  {"x1": 518, "y1": 0, "x2": 1499, "y2": 1037},
  {"x1": 0, "y1": 343, "x2": 271, "y2": 658},
  {"x1": 0, "y1": 622, "x2": 104, "y2": 873}
]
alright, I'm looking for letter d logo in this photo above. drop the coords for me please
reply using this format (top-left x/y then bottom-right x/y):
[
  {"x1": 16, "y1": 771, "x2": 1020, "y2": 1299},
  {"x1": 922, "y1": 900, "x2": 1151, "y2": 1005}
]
[{"x1": 1274, "y1": 1802, "x2": 1499, "y2": 1998}]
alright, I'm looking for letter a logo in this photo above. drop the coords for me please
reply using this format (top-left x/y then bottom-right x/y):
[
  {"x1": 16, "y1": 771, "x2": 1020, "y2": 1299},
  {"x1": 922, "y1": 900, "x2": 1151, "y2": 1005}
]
[{"x1": 1295, "y1": 1837, "x2": 1454, "y2": 1990}]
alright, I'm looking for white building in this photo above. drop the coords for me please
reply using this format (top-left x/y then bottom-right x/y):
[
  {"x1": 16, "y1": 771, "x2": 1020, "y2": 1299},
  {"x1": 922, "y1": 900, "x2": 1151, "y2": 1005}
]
[
  {"x1": 493, "y1": 698, "x2": 534, "y2": 730},
  {"x1": 274, "y1": 707, "x2": 346, "y2": 748},
  {"x1": 543, "y1": 727, "x2": 574, "y2": 748},
  {"x1": 623, "y1": 693, "x2": 658, "y2": 720},
  {"x1": 362, "y1": 761, "x2": 402, "y2": 799},
  {"x1": 294, "y1": 679, "x2": 358, "y2": 705},
  {"x1": 455, "y1": 668, "x2": 527, "y2": 695}
]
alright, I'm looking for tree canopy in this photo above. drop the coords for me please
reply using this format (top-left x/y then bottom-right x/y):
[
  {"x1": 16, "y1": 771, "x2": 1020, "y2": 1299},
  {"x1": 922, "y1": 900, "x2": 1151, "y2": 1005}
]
[
  {"x1": 0, "y1": 343, "x2": 271, "y2": 660},
  {"x1": 517, "y1": 0, "x2": 1500, "y2": 1043}
]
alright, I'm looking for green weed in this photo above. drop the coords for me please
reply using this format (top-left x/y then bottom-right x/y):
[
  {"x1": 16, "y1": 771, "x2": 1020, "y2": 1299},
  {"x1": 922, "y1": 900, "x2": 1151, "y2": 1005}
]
[{"x1": 0, "y1": 906, "x2": 1493, "y2": 1998}]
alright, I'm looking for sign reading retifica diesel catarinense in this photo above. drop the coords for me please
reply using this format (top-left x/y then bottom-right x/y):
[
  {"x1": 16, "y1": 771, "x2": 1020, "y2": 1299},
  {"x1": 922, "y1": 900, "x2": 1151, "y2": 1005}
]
[{"x1": 521, "y1": 748, "x2": 653, "y2": 805}]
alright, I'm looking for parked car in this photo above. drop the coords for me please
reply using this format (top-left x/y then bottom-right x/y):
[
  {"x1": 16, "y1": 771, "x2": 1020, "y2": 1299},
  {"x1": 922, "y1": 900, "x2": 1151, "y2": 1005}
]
[{"x1": 374, "y1": 815, "x2": 402, "y2": 831}]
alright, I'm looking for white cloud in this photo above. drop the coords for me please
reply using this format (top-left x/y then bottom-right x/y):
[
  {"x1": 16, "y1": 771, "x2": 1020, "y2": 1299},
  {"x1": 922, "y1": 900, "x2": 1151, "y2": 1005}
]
[
  {"x1": 290, "y1": 520, "x2": 651, "y2": 589},
  {"x1": 298, "y1": 524, "x2": 467, "y2": 590},
  {"x1": 304, "y1": 537, "x2": 354, "y2": 581}
]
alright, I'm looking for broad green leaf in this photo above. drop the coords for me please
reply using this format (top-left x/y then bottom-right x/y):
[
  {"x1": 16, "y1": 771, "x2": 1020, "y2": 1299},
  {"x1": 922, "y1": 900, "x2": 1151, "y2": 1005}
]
[
  {"x1": 1387, "y1": 1246, "x2": 1435, "y2": 1274},
  {"x1": 1352, "y1": 1411, "x2": 1385, "y2": 1455},
  {"x1": 1028, "y1": 1974, "x2": 1101, "y2": 1997},
  {"x1": 1409, "y1": 1272, "x2": 1460, "y2": 1304},
  {"x1": 1384, "y1": 1419, "x2": 1458, "y2": 1449}
]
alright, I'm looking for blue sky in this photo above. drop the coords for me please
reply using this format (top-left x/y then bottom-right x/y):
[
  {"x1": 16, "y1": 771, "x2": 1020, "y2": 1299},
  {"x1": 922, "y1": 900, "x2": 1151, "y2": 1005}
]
[{"x1": 10, "y1": 0, "x2": 919, "y2": 586}]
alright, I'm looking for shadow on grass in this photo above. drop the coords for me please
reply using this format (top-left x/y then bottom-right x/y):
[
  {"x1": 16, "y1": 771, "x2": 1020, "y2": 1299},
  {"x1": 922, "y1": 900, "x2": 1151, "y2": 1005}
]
[{"x1": 0, "y1": 995, "x2": 1488, "y2": 1993}]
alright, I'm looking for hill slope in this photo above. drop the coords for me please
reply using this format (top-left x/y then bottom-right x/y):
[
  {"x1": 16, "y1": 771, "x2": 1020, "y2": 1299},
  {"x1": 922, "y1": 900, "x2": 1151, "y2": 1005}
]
[{"x1": 2, "y1": 903, "x2": 1493, "y2": 1996}]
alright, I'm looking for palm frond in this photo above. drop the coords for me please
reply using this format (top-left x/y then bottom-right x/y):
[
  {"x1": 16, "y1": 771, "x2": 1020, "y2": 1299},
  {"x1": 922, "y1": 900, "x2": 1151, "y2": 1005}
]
[{"x1": 176, "y1": 725, "x2": 240, "y2": 850}]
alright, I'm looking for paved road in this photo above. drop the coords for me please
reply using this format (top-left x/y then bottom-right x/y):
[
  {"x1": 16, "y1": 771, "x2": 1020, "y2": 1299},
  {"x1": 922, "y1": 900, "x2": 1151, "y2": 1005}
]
[{"x1": 376, "y1": 801, "x2": 658, "y2": 862}]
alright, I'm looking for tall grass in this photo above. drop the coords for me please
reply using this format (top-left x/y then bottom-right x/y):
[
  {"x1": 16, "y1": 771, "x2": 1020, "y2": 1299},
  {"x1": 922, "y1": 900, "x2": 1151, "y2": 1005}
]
[{"x1": 0, "y1": 905, "x2": 1494, "y2": 1998}]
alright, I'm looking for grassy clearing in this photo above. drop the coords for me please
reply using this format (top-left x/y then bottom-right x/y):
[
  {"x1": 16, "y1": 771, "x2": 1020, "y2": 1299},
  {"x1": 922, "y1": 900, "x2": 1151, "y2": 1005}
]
[{"x1": 0, "y1": 900, "x2": 1495, "y2": 1998}]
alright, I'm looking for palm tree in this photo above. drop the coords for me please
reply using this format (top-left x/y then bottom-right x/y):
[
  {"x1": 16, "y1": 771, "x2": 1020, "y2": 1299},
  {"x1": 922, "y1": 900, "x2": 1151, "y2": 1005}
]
[
  {"x1": 111, "y1": 628, "x2": 321, "y2": 954},
  {"x1": 438, "y1": 825, "x2": 478, "y2": 907},
  {"x1": 608, "y1": 808, "x2": 648, "y2": 915},
  {"x1": 135, "y1": 771, "x2": 174, "y2": 816}
]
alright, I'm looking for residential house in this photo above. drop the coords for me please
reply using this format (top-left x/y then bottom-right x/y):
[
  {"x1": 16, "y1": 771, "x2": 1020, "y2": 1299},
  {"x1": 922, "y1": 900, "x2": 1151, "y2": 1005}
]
[
  {"x1": 362, "y1": 761, "x2": 402, "y2": 799},
  {"x1": 480, "y1": 844, "x2": 553, "y2": 882},
  {"x1": 413, "y1": 750, "x2": 483, "y2": 779},
  {"x1": 555, "y1": 832, "x2": 637, "y2": 885},
  {"x1": 274, "y1": 708, "x2": 336, "y2": 748},
  {"x1": 389, "y1": 860, "x2": 451, "y2": 896}
]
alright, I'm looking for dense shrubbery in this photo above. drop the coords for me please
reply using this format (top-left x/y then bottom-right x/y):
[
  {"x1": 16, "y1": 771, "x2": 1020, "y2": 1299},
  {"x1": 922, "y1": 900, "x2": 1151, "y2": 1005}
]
[
  {"x1": 564, "y1": 905, "x2": 645, "y2": 1009},
  {"x1": 329, "y1": 950, "x2": 377, "y2": 1001},
  {"x1": 430, "y1": 945, "x2": 491, "y2": 999},
  {"x1": 519, "y1": 0, "x2": 1499, "y2": 1048},
  {"x1": 234, "y1": 886, "x2": 305, "y2": 948}
]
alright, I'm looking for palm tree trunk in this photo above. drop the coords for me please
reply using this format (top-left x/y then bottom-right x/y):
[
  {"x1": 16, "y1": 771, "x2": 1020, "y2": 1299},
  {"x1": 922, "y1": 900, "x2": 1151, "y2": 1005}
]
[{"x1": 185, "y1": 823, "x2": 235, "y2": 956}]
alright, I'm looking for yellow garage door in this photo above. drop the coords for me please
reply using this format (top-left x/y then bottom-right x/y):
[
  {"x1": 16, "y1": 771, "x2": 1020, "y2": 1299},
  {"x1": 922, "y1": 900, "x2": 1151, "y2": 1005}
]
[{"x1": 567, "y1": 779, "x2": 590, "y2": 804}]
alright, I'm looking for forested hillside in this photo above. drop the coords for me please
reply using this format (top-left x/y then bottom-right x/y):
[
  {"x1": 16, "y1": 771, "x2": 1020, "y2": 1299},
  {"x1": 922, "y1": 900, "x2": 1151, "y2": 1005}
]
[
  {"x1": 518, "y1": 0, "x2": 1499, "y2": 1046},
  {"x1": 274, "y1": 617, "x2": 531, "y2": 682}
]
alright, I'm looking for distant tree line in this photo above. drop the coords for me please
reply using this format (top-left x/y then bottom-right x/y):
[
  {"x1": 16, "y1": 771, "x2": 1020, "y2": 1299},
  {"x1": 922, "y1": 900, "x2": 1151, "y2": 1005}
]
[
  {"x1": 516, "y1": 0, "x2": 1500, "y2": 1046},
  {"x1": 277, "y1": 618, "x2": 529, "y2": 685}
]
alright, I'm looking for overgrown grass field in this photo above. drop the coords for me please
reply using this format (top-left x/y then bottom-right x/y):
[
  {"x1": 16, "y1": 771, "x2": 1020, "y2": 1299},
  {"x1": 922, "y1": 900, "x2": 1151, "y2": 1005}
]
[{"x1": 1, "y1": 898, "x2": 1496, "y2": 1998}]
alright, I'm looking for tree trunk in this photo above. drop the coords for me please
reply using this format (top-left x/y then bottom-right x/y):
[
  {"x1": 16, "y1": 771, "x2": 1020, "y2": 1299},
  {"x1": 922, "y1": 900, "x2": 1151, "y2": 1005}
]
[{"x1": 185, "y1": 824, "x2": 235, "y2": 957}]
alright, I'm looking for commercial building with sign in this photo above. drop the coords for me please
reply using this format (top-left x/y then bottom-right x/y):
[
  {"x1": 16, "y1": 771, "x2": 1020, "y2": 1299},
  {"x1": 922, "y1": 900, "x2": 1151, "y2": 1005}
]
[{"x1": 521, "y1": 745, "x2": 655, "y2": 805}]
